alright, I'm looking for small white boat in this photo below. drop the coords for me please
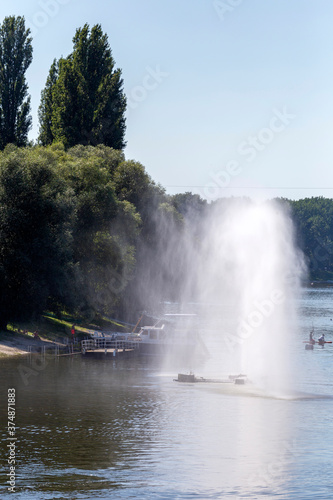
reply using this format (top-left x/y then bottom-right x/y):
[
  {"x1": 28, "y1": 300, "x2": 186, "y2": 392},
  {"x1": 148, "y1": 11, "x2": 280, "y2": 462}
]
[{"x1": 134, "y1": 314, "x2": 209, "y2": 359}]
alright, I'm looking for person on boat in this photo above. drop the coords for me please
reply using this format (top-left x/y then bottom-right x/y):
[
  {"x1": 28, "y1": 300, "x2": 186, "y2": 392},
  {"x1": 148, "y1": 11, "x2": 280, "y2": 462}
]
[
  {"x1": 309, "y1": 330, "x2": 315, "y2": 345},
  {"x1": 318, "y1": 334, "x2": 325, "y2": 345}
]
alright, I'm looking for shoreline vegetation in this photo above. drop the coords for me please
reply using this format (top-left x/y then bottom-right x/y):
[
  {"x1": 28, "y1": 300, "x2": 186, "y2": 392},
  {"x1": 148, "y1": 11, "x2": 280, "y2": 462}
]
[
  {"x1": 0, "y1": 313, "x2": 129, "y2": 358},
  {"x1": 1, "y1": 280, "x2": 332, "y2": 359}
]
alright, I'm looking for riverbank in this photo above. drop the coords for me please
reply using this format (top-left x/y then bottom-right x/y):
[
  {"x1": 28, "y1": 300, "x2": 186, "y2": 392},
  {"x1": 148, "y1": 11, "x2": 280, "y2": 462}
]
[
  {"x1": 0, "y1": 313, "x2": 132, "y2": 358},
  {"x1": 0, "y1": 331, "x2": 65, "y2": 357}
]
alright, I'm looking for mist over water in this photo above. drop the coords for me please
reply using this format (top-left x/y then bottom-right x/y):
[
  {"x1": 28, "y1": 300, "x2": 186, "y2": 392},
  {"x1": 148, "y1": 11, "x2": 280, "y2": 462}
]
[
  {"x1": 133, "y1": 196, "x2": 305, "y2": 396},
  {"x1": 184, "y1": 199, "x2": 305, "y2": 395}
]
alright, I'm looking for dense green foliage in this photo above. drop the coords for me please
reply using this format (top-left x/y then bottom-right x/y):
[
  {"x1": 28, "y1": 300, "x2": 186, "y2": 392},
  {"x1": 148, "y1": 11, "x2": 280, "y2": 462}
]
[
  {"x1": 0, "y1": 145, "x2": 73, "y2": 328},
  {"x1": 0, "y1": 16, "x2": 32, "y2": 149},
  {"x1": 288, "y1": 197, "x2": 333, "y2": 280},
  {"x1": 0, "y1": 144, "x2": 178, "y2": 327},
  {"x1": 38, "y1": 24, "x2": 126, "y2": 150},
  {"x1": 0, "y1": 143, "x2": 332, "y2": 328}
]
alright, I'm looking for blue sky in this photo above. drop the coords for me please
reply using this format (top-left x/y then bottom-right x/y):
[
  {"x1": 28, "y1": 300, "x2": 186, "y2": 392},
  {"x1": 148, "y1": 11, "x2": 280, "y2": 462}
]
[{"x1": 1, "y1": 0, "x2": 333, "y2": 201}]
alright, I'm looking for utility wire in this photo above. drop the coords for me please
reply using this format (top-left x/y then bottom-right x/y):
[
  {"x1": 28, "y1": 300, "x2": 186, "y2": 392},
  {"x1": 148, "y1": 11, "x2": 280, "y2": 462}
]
[{"x1": 165, "y1": 186, "x2": 333, "y2": 190}]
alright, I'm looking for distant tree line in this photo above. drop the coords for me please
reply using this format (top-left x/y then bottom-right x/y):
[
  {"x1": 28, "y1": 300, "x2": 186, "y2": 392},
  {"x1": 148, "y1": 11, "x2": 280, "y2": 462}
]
[
  {"x1": 287, "y1": 197, "x2": 333, "y2": 281},
  {"x1": 0, "y1": 16, "x2": 331, "y2": 331}
]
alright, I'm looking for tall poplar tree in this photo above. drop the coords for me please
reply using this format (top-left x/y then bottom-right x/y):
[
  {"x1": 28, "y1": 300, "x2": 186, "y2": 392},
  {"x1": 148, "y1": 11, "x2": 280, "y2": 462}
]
[
  {"x1": 38, "y1": 59, "x2": 58, "y2": 147},
  {"x1": 38, "y1": 24, "x2": 126, "y2": 149},
  {"x1": 0, "y1": 16, "x2": 33, "y2": 149}
]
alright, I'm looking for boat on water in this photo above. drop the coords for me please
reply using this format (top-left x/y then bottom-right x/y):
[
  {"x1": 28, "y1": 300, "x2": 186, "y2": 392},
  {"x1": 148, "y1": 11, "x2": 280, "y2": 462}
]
[
  {"x1": 304, "y1": 328, "x2": 332, "y2": 349},
  {"x1": 304, "y1": 340, "x2": 332, "y2": 349},
  {"x1": 86, "y1": 314, "x2": 209, "y2": 360}
]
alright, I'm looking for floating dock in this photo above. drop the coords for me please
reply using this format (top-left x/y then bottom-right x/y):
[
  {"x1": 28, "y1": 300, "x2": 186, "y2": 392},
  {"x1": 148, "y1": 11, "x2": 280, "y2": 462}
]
[
  {"x1": 174, "y1": 373, "x2": 247, "y2": 385},
  {"x1": 81, "y1": 338, "x2": 139, "y2": 357}
]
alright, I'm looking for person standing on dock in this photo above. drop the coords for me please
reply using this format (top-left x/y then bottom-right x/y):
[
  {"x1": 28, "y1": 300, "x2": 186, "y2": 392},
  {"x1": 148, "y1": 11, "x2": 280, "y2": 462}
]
[
  {"x1": 71, "y1": 324, "x2": 76, "y2": 337},
  {"x1": 309, "y1": 330, "x2": 315, "y2": 345}
]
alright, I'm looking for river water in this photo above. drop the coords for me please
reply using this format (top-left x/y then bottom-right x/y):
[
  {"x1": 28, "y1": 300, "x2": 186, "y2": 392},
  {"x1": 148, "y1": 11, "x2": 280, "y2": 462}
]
[{"x1": 1, "y1": 286, "x2": 333, "y2": 499}]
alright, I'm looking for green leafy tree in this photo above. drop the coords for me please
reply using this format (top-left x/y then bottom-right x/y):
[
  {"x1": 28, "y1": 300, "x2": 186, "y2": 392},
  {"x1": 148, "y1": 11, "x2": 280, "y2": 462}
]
[
  {"x1": 38, "y1": 24, "x2": 126, "y2": 149},
  {"x1": 0, "y1": 143, "x2": 141, "y2": 327},
  {"x1": 60, "y1": 146, "x2": 141, "y2": 318},
  {"x1": 0, "y1": 16, "x2": 33, "y2": 149},
  {"x1": 67, "y1": 144, "x2": 125, "y2": 176},
  {"x1": 113, "y1": 160, "x2": 163, "y2": 214},
  {"x1": 171, "y1": 192, "x2": 207, "y2": 219},
  {"x1": 0, "y1": 146, "x2": 74, "y2": 329}
]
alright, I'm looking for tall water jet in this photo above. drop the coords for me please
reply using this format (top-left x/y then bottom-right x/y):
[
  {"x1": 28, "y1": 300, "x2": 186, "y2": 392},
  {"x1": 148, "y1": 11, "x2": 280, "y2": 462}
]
[{"x1": 196, "y1": 198, "x2": 304, "y2": 394}]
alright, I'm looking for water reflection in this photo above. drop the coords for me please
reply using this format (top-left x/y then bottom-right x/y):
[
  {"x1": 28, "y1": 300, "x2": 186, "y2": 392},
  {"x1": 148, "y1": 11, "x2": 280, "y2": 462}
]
[
  {"x1": 1, "y1": 291, "x2": 333, "y2": 500},
  {"x1": 1, "y1": 356, "x2": 166, "y2": 496},
  {"x1": 0, "y1": 354, "x2": 296, "y2": 498}
]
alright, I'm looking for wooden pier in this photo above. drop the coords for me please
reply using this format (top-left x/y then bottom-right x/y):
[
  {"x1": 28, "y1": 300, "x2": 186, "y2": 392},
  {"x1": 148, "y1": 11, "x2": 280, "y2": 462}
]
[{"x1": 81, "y1": 338, "x2": 140, "y2": 357}]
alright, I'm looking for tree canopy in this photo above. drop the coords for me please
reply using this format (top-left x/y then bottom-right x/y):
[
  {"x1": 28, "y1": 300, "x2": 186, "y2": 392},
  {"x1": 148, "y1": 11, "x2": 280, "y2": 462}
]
[
  {"x1": 38, "y1": 24, "x2": 126, "y2": 150},
  {"x1": 0, "y1": 16, "x2": 32, "y2": 149},
  {"x1": 0, "y1": 145, "x2": 73, "y2": 328},
  {"x1": 0, "y1": 144, "x2": 148, "y2": 328}
]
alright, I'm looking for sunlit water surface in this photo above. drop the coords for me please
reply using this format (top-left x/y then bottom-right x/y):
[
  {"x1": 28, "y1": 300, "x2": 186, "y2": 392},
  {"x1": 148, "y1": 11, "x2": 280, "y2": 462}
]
[{"x1": 1, "y1": 286, "x2": 333, "y2": 499}]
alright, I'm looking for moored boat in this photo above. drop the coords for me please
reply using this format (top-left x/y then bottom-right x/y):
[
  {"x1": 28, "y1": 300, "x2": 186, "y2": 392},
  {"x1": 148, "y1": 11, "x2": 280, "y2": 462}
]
[{"x1": 86, "y1": 314, "x2": 209, "y2": 361}]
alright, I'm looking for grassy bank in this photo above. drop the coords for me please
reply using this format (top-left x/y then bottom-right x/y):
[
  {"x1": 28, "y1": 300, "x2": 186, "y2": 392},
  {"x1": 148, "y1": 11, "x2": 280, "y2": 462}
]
[{"x1": 0, "y1": 311, "x2": 133, "y2": 358}]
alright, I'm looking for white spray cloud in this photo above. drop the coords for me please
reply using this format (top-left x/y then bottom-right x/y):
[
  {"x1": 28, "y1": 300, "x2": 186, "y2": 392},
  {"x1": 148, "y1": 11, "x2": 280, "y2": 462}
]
[{"x1": 193, "y1": 198, "x2": 305, "y2": 393}]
